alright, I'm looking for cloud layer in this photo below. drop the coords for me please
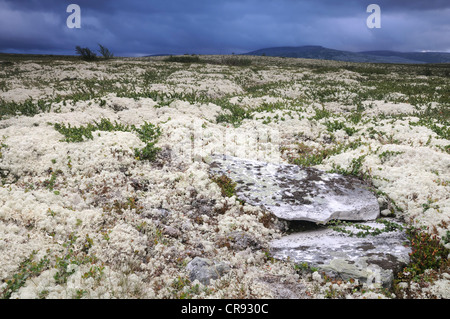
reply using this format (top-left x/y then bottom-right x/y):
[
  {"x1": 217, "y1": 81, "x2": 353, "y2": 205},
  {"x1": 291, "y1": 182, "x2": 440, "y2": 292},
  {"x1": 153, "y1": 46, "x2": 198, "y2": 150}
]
[{"x1": 1, "y1": 0, "x2": 449, "y2": 56}]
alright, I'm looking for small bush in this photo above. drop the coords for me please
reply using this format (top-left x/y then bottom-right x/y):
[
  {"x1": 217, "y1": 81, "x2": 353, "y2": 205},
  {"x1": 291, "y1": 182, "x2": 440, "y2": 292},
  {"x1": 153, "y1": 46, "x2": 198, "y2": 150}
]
[
  {"x1": 53, "y1": 119, "x2": 161, "y2": 161},
  {"x1": 215, "y1": 100, "x2": 252, "y2": 127},
  {"x1": 330, "y1": 155, "x2": 367, "y2": 178},
  {"x1": 1, "y1": 251, "x2": 50, "y2": 299},
  {"x1": 75, "y1": 44, "x2": 114, "y2": 61},
  {"x1": 212, "y1": 175, "x2": 237, "y2": 198},
  {"x1": 0, "y1": 98, "x2": 51, "y2": 119},
  {"x1": 132, "y1": 122, "x2": 161, "y2": 161},
  {"x1": 75, "y1": 46, "x2": 97, "y2": 61},
  {"x1": 53, "y1": 118, "x2": 130, "y2": 143},
  {"x1": 98, "y1": 44, "x2": 114, "y2": 59},
  {"x1": 401, "y1": 227, "x2": 450, "y2": 279},
  {"x1": 324, "y1": 120, "x2": 358, "y2": 136}
]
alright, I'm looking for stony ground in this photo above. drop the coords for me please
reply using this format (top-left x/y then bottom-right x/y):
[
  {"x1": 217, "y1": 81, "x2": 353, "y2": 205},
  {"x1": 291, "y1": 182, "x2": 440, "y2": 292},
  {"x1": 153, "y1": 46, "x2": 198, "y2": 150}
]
[{"x1": 0, "y1": 54, "x2": 449, "y2": 299}]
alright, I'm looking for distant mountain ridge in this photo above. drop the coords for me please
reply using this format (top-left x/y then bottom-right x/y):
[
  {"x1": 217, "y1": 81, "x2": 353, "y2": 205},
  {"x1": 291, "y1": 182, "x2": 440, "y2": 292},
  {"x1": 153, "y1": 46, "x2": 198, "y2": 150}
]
[{"x1": 244, "y1": 46, "x2": 450, "y2": 64}]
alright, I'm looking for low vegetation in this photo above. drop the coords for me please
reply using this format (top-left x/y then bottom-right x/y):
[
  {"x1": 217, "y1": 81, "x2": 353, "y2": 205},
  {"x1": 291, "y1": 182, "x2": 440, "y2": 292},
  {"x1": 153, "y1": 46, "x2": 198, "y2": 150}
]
[
  {"x1": 53, "y1": 118, "x2": 161, "y2": 161},
  {"x1": 211, "y1": 174, "x2": 238, "y2": 198},
  {"x1": 0, "y1": 53, "x2": 448, "y2": 299}
]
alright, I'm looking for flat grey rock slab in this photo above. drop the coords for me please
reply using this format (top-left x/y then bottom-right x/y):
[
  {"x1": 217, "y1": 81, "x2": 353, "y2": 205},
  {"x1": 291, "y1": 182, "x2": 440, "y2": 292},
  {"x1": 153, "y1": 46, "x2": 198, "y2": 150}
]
[
  {"x1": 270, "y1": 222, "x2": 411, "y2": 288},
  {"x1": 208, "y1": 154, "x2": 379, "y2": 223}
]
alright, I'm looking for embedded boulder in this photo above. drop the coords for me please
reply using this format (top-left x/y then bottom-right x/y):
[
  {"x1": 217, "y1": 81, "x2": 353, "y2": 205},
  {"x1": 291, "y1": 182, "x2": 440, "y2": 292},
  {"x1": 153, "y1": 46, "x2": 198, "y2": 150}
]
[
  {"x1": 269, "y1": 221, "x2": 411, "y2": 288},
  {"x1": 216, "y1": 231, "x2": 263, "y2": 252},
  {"x1": 208, "y1": 154, "x2": 379, "y2": 224},
  {"x1": 186, "y1": 257, "x2": 230, "y2": 285}
]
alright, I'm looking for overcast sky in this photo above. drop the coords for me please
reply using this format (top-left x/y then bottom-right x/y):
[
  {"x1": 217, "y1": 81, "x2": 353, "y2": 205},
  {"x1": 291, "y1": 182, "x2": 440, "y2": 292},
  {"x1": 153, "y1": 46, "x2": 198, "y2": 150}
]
[{"x1": 1, "y1": 0, "x2": 449, "y2": 56}]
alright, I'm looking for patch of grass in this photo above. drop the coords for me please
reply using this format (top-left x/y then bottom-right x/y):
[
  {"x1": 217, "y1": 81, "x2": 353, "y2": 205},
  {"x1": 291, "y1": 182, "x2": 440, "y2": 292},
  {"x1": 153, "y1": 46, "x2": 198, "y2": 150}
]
[
  {"x1": 53, "y1": 119, "x2": 161, "y2": 161},
  {"x1": 347, "y1": 111, "x2": 363, "y2": 124},
  {"x1": 0, "y1": 141, "x2": 7, "y2": 159},
  {"x1": 53, "y1": 233, "x2": 99, "y2": 285},
  {"x1": 288, "y1": 140, "x2": 364, "y2": 168},
  {"x1": 0, "y1": 98, "x2": 51, "y2": 119},
  {"x1": 330, "y1": 155, "x2": 368, "y2": 179},
  {"x1": 294, "y1": 262, "x2": 319, "y2": 274},
  {"x1": 326, "y1": 219, "x2": 404, "y2": 238},
  {"x1": 43, "y1": 168, "x2": 63, "y2": 191},
  {"x1": 132, "y1": 122, "x2": 162, "y2": 161},
  {"x1": 343, "y1": 65, "x2": 389, "y2": 75},
  {"x1": 103, "y1": 197, "x2": 144, "y2": 215},
  {"x1": 0, "y1": 80, "x2": 8, "y2": 92},
  {"x1": 215, "y1": 99, "x2": 252, "y2": 127},
  {"x1": 168, "y1": 275, "x2": 213, "y2": 299},
  {"x1": 1, "y1": 251, "x2": 50, "y2": 299},
  {"x1": 212, "y1": 174, "x2": 238, "y2": 198},
  {"x1": 378, "y1": 150, "x2": 404, "y2": 164},
  {"x1": 53, "y1": 118, "x2": 130, "y2": 142},
  {"x1": 409, "y1": 118, "x2": 450, "y2": 140},
  {"x1": 142, "y1": 70, "x2": 159, "y2": 86},
  {"x1": 324, "y1": 120, "x2": 358, "y2": 136},
  {"x1": 311, "y1": 107, "x2": 332, "y2": 120},
  {"x1": 290, "y1": 142, "x2": 328, "y2": 167}
]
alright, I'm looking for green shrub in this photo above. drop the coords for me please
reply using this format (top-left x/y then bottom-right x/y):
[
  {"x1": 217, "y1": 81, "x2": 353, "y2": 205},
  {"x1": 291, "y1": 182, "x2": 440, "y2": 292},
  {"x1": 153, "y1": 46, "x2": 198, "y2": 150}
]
[
  {"x1": 132, "y1": 122, "x2": 161, "y2": 161},
  {"x1": 215, "y1": 100, "x2": 252, "y2": 127},
  {"x1": 212, "y1": 175, "x2": 237, "y2": 198},
  {"x1": 402, "y1": 227, "x2": 450, "y2": 279},
  {"x1": 324, "y1": 120, "x2": 358, "y2": 136},
  {"x1": 0, "y1": 98, "x2": 51, "y2": 119},
  {"x1": 1, "y1": 251, "x2": 50, "y2": 299},
  {"x1": 53, "y1": 119, "x2": 161, "y2": 161},
  {"x1": 330, "y1": 155, "x2": 367, "y2": 178}
]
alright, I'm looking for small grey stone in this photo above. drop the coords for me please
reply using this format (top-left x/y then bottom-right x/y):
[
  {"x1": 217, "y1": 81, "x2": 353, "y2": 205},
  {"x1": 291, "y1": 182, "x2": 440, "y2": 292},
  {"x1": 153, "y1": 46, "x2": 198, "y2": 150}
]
[
  {"x1": 154, "y1": 208, "x2": 170, "y2": 220},
  {"x1": 163, "y1": 225, "x2": 181, "y2": 238},
  {"x1": 186, "y1": 257, "x2": 230, "y2": 285},
  {"x1": 199, "y1": 205, "x2": 212, "y2": 215},
  {"x1": 218, "y1": 231, "x2": 262, "y2": 251}
]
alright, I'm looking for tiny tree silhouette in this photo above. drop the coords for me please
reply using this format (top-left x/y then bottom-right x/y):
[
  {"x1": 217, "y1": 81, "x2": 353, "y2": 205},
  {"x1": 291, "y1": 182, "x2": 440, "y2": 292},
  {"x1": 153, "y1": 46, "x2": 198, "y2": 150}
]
[
  {"x1": 75, "y1": 46, "x2": 97, "y2": 61},
  {"x1": 98, "y1": 44, "x2": 114, "y2": 59},
  {"x1": 75, "y1": 44, "x2": 114, "y2": 61}
]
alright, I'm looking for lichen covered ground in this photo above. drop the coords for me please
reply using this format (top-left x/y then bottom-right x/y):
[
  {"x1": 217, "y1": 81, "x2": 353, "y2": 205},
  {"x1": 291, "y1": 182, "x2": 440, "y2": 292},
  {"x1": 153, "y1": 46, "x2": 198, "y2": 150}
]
[{"x1": 0, "y1": 55, "x2": 449, "y2": 299}]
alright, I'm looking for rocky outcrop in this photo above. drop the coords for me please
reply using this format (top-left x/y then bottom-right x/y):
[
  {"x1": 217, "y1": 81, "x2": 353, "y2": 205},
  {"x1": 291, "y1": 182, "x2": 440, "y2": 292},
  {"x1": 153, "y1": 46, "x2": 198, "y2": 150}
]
[
  {"x1": 208, "y1": 154, "x2": 379, "y2": 224},
  {"x1": 208, "y1": 154, "x2": 412, "y2": 289},
  {"x1": 270, "y1": 221, "x2": 411, "y2": 288}
]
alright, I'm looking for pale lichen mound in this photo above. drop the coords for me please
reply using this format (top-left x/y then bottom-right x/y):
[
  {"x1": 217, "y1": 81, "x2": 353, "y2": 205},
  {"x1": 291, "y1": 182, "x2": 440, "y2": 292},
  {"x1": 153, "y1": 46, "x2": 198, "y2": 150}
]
[{"x1": 0, "y1": 55, "x2": 449, "y2": 299}]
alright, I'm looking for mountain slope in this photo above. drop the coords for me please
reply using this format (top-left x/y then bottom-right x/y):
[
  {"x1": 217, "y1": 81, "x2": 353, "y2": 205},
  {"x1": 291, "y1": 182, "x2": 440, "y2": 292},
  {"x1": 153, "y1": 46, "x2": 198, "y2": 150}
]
[
  {"x1": 244, "y1": 46, "x2": 450, "y2": 64},
  {"x1": 360, "y1": 50, "x2": 450, "y2": 64}
]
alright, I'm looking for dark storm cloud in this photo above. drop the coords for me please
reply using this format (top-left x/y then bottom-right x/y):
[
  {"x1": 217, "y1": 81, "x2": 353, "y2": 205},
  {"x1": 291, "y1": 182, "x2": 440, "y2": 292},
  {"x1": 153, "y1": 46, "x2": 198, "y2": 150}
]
[
  {"x1": 376, "y1": 0, "x2": 450, "y2": 11},
  {"x1": 1, "y1": 0, "x2": 449, "y2": 56}
]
